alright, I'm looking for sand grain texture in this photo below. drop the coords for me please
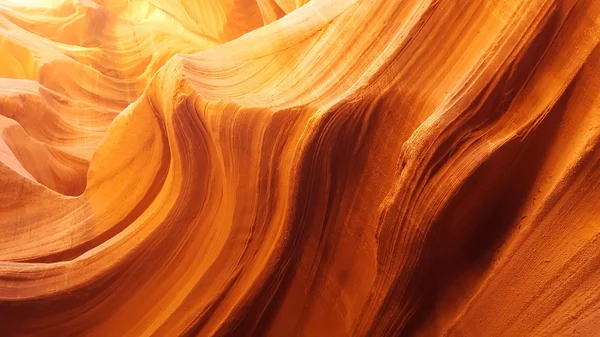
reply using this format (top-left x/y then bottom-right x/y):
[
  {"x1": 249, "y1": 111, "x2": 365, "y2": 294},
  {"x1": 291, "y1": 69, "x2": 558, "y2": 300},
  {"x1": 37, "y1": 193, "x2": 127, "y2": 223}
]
[{"x1": 0, "y1": 0, "x2": 599, "y2": 336}]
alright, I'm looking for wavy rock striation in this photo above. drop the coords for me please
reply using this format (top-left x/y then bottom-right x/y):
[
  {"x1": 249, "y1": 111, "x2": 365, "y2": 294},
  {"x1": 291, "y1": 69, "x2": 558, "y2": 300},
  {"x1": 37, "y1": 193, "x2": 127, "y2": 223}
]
[{"x1": 0, "y1": 0, "x2": 599, "y2": 336}]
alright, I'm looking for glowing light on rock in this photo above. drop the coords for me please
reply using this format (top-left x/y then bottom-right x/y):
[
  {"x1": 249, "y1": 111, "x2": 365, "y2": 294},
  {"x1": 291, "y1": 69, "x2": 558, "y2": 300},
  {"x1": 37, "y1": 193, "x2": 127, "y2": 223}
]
[{"x1": 0, "y1": 0, "x2": 599, "y2": 336}]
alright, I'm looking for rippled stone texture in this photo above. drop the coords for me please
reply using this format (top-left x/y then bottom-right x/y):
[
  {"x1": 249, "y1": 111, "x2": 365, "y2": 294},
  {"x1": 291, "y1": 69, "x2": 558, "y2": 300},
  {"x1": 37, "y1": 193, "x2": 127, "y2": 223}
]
[{"x1": 0, "y1": 0, "x2": 599, "y2": 336}]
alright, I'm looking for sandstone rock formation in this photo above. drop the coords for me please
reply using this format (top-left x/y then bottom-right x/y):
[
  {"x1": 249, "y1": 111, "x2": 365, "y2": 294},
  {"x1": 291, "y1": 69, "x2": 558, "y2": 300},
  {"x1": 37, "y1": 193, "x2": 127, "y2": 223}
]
[{"x1": 0, "y1": 0, "x2": 599, "y2": 336}]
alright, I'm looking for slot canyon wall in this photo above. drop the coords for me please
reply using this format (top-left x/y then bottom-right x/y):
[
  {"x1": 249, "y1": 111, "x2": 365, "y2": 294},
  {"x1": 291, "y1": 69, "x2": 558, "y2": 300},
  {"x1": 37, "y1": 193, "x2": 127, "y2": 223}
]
[{"x1": 0, "y1": 0, "x2": 599, "y2": 336}]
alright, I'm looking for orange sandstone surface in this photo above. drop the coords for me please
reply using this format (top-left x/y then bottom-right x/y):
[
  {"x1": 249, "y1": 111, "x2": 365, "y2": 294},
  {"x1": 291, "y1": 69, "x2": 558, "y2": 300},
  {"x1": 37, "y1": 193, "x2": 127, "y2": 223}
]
[{"x1": 0, "y1": 0, "x2": 599, "y2": 336}]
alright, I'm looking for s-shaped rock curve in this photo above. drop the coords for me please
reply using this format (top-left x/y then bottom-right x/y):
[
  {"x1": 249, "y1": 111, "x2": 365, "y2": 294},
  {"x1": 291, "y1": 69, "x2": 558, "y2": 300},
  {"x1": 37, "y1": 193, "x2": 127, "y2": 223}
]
[{"x1": 0, "y1": 0, "x2": 599, "y2": 336}]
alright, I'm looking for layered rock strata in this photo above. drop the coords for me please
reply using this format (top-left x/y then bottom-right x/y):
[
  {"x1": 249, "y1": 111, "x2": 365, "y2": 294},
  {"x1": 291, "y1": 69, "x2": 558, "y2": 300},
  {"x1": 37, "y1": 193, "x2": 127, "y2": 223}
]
[{"x1": 0, "y1": 0, "x2": 599, "y2": 336}]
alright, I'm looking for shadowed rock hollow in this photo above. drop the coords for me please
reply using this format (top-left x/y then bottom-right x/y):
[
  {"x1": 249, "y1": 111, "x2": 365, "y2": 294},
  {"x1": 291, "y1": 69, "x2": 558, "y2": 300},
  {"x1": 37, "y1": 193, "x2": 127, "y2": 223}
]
[{"x1": 0, "y1": 0, "x2": 599, "y2": 336}]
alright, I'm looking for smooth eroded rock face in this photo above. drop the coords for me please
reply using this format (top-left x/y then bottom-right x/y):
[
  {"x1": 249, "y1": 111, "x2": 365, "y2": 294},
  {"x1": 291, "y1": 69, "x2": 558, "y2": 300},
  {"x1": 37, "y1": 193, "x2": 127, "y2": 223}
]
[{"x1": 0, "y1": 0, "x2": 599, "y2": 336}]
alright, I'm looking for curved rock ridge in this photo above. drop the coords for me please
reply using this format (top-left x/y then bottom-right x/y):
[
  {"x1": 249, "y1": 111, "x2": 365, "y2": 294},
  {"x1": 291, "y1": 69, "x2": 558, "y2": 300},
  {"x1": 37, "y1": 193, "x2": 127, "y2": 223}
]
[{"x1": 0, "y1": 0, "x2": 599, "y2": 336}]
